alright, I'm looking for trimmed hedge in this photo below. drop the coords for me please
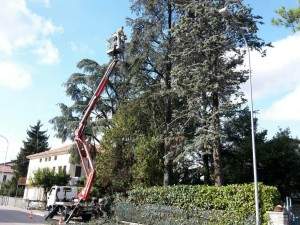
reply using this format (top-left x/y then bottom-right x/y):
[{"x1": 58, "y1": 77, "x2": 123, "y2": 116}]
[{"x1": 120, "y1": 184, "x2": 280, "y2": 224}]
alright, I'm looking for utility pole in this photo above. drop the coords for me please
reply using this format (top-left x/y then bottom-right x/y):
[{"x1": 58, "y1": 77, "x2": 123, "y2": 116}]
[{"x1": 0, "y1": 135, "x2": 9, "y2": 189}]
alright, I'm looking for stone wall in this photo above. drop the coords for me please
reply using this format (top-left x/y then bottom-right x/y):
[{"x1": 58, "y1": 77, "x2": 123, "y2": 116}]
[
  {"x1": 268, "y1": 211, "x2": 288, "y2": 225},
  {"x1": 0, "y1": 195, "x2": 27, "y2": 208}
]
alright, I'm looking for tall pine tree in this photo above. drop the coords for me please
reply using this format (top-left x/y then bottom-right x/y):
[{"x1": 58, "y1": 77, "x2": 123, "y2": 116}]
[
  {"x1": 171, "y1": 0, "x2": 267, "y2": 185},
  {"x1": 14, "y1": 121, "x2": 49, "y2": 177},
  {"x1": 127, "y1": 0, "x2": 186, "y2": 185}
]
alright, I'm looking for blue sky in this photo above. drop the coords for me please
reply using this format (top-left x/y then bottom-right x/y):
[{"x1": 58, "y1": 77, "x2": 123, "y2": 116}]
[{"x1": 0, "y1": 0, "x2": 299, "y2": 163}]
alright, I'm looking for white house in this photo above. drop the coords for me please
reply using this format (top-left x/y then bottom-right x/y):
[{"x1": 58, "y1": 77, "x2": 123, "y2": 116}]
[
  {"x1": 0, "y1": 161, "x2": 14, "y2": 186},
  {"x1": 23, "y1": 144, "x2": 85, "y2": 201}
]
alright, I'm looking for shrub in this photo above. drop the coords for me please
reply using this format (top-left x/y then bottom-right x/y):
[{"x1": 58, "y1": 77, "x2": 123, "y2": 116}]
[
  {"x1": 118, "y1": 184, "x2": 280, "y2": 224},
  {"x1": 30, "y1": 168, "x2": 70, "y2": 194}
]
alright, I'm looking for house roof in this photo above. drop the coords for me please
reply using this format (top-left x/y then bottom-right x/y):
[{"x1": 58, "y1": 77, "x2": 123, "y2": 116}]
[
  {"x1": 26, "y1": 144, "x2": 73, "y2": 160},
  {"x1": 0, "y1": 165, "x2": 13, "y2": 173},
  {"x1": 0, "y1": 161, "x2": 15, "y2": 167}
]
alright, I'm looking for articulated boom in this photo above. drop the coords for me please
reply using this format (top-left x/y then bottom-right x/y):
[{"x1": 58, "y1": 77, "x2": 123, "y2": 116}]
[{"x1": 74, "y1": 27, "x2": 126, "y2": 201}]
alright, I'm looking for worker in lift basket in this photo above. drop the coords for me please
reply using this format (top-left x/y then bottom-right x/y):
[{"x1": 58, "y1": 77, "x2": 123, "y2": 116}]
[{"x1": 106, "y1": 27, "x2": 126, "y2": 56}]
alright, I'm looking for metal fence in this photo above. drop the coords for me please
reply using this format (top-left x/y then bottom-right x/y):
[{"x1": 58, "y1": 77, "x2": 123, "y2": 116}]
[
  {"x1": 0, "y1": 195, "x2": 9, "y2": 206},
  {"x1": 285, "y1": 197, "x2": 300, "y2": 225},
  {"x1": 114, "y1": 203, "x2": 255, "y2": 225}
]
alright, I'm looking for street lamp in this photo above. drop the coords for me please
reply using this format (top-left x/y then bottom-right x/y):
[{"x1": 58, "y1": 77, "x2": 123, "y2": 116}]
[
  {"x1": 0, "y1": 134, "x2": 9, "y2": 189},
  {"x1": 218, "y1": 3, "x2": 260, "y2": 225},
  {"x1": 241, "y1": 30, "x2": 260, "y2": 225}
]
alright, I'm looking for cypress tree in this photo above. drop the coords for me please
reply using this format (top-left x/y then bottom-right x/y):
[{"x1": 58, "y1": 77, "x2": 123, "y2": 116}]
[{"x1": 14, "y1": 121, "x2": 49, "y2": 177}]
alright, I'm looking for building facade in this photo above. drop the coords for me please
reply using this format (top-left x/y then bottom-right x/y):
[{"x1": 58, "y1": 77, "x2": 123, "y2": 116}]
[
  {"x1": 24, "y1": 144, "x2": 85, "y2": 201},
  {"x1": 0, "y1": 161, "x2": 14, "y2": 186}
]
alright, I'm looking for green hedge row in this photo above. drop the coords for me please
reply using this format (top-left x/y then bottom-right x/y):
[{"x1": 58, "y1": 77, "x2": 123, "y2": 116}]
[{"x1": 120, "y1": 184, "x2": 280, "y2": 224}]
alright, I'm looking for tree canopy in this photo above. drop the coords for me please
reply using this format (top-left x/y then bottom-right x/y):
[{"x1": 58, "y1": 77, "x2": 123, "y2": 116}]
[
  {"x1": 30, "y1": 168, "x2": 70, "y2": 194},
  {"x1": 14, "y1": 121, "x2": 49, "y2": 177},
  {"x1": 170, "y1": 0, "x2": 266, "y2": 185},
  {"x1": 272, "y1": 0, "x2": 300, "y2": 32},
  {"x1": 51, "y1": 0, "x2": 300, "y2": 196}
]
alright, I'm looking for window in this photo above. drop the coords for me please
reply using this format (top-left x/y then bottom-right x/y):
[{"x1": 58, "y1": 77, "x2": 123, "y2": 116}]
[
  {"x1": 58, "y1": 166, "x2": 62, "y2": 172},
  {"x1": 39, "y1": 158, "x2": 42, "y2": 162},
  {"x1": 52, "y1": 167, "x2": 55, "y2": 172},
  {"x1": 49, "y1": 187, "x2": 55, "y2": 196},
  {"x1": 63, "y1": 166, "x2": 66, "y2": 174},
  {"x1": 54, "y1": 156, "x2": 57, "y2": 160},
  {"x1": 45, "y1": 158, "x2": 47, "y2": 162},
  {"x1": 2, "y1": 175, "x2": 7, "y2": 182},
  {"x1": 48, "y1": 157, "x2": 51, "y2": 161},
  {"x1": 75, "y1": 166, "x2": 81, "y2": 177}
]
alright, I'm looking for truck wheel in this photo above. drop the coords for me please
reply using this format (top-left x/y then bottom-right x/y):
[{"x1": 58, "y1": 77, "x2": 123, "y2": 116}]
[{"x1": 81, "y1": 214, "x2": 92, "y2": 222}]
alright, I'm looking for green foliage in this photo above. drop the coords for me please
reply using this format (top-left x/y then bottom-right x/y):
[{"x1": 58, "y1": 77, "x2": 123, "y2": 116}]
[
  {"x1": 95, "y1": 101, "x2": 164, "y2": 194},
  {"x1": 14, "y1": 121, "x2": 49, "y2": 177},
  {"x1": 222, "y1": 109, "x2": 300, "y2": 196},
  {"x1": 68, "y1": 143, "x2": 81, "y2": 164},
  {"x1": 171, "y1": 1, "x2": 267, "y2": 185},
  {"x1": 30, "y1": 168, "x2": 70, "y2": 193},
  {"x1": 50, "y1": 59, "x2": 129, "y2": 142},
  {"x1": 272, "y1": 1, "x2": 300, "y2": 32},
  {"x1": 95, "y1": 103, "x2": 141, "y2": 193},
  {"x1": 258, "y1": 129, "x2": 300, "y2": 196},
  {"x1": 132, "y1": 135, "x2": 164, "y2": 186},
  {"x1": 0, "y1": 177, "x2": 24, "y2": 197},
  {"x1": 52, "y1": 0, "x2": 300, "y2": 195},
  {"x1": 222, "y1": 107, "x2": 268, "y2": 184},
  {"x1": 127, "y1": 0, "x2": 181, "y2": 185},
  {"x1": 121, "y1": 184, "x2": 280, "y2": 224}
]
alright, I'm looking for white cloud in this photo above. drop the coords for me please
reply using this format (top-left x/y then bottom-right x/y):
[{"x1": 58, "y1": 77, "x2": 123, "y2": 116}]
[
  {"x1": 30, "y1": 0, "x2": 51, "y2": 7},
  {"x1": 0, "y1": 0, "x2": 62, "y2": 55},
  {"x1": 244, "y1": 32, "x2": 300, "y2": 122},
  {"x1": 262, "y1": 86, "x2": 300, "y2": 121},
  {"x1": 69, "y1": 41, "x2": 95, "y2": 55},
  {"x1": 0, "y1": 136, "x2": 22, "y2": 163},
  {"x1": 34, "y1": 40, "x2": 59, "y2": 64},
  {"x1": 0, "y1": 61, "x2": 31, "y2": 90},
  {"x1": 50, "y1": 137, "x2": 72, "y2": 149},
  {"x1": 243, "y1": 32, "x2": 300, "y2": 100}
]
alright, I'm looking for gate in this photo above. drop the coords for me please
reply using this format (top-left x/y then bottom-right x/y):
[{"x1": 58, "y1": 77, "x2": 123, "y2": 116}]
[{"x1": 286, "y1": 196, "x2": 300, "y2": 225}]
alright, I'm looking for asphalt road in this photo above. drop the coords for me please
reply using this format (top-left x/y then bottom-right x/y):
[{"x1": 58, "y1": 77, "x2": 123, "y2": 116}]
[{"x1": 0, "y1": 206, "x2": 46, "y2": 225}]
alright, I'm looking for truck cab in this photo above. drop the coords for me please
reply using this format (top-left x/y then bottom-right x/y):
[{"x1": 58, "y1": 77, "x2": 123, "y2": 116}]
[{"x1": 46, "y1": 186, "x2": 78, "y2": 210}]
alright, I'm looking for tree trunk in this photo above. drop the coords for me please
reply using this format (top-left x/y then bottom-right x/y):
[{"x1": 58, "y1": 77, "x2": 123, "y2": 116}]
[
  {"x1": 163, "y1": 0, "x2": 173, "y2": 186},
  {"x1": 163, "y1": 148, "x2": 172, "y2": 185},
  {"x1": 203, "y1": 152, "x2": 211, "y2": 185},
  {"x1": 212, "y1": 92, "x2": 223, "y2": 186}
]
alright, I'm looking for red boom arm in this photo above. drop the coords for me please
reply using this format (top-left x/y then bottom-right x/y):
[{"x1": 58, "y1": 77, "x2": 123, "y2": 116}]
[{"x1": 75, "y1": 59, "x2": 118, "y2": 201}]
